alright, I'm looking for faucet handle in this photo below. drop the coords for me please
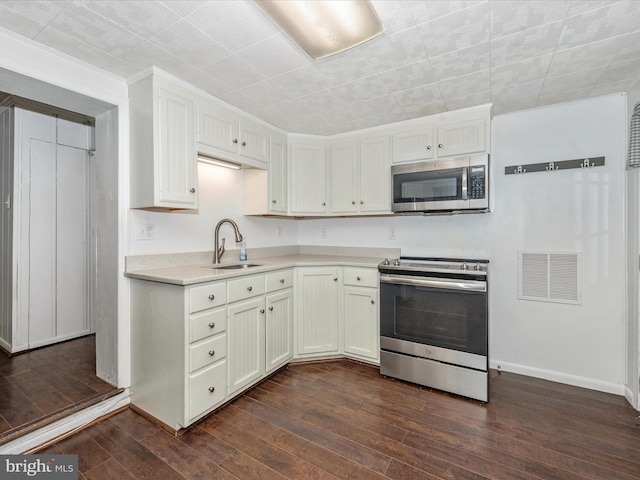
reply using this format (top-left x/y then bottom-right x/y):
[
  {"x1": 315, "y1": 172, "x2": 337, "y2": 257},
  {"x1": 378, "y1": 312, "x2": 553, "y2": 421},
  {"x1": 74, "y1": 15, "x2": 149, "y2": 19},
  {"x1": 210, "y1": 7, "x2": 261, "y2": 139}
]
[{"x1": 218, "y1": 237, "x2": 226, "y2": 257}]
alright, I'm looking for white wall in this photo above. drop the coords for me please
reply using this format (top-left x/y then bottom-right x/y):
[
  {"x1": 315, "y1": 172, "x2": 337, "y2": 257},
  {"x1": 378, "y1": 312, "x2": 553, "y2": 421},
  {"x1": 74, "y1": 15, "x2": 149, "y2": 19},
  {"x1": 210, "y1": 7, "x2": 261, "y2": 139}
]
[
  {"x1": 298, "y1": 94, "x2": 628, "y2": 394},
  {"x1": 128, "y1": 163, "x2": 298, "y2": 256}
]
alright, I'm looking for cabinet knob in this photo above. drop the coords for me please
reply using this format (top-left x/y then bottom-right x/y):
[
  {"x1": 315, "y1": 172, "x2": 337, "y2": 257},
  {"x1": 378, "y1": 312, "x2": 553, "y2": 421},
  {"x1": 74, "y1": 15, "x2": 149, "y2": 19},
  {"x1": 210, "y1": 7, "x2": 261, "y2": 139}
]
[
  {"x1": 371, "y1": 299, "x2": 375, "y2": 304},
  {"x1": 322, "y1": 202, "x2": 326, "y2": 206},
  {"x1": 241, "y1": 141, "x2": 246, "y2": 147},
  {"x1": 269, "y1": 306, "x2": 274, "y2": 311},
  {"x1": 247, "y1": 286, "x2": 253, "y2": 292},
  {"x1": 208, "y1": 294, "x2": 215, "y2": 300},
  {"x1": 260, "y1": 309, "x2": 265, "y2": 314},
  {"x1": 357, "y1": 276, "x2": 361, "y2": 281},
  {"x1": 438, "y1": 143, "x2": 443, "y2": 148},
  {"x1": 272, "y1": 199, "x2": 277, "y2": 204},
  {"x1": 360, "y1": 200, "x2": 364, "y2": 204},
  {"x1": 190, "y1": 187, "x2": 196, "y2": 193},
  {"x1": 233, "y1": 138, "x2": 238, "y2": 144},
  {"x1": 208, "y1": 350, "x2": 215, "y2": 357},
  {"x1": 352, "y1": 200, "x2": 356, "y2": 205},
  {"x1": 426, "y1": 145, "x2": 432, "y2": 150},
  {"x1": 280, "y1": 279, "x2": 285, "y2": 284},
  {"x1": 208, "y1": 322, "x2": 215, "y2": 328},
  {"x1": 208, "y1": 386, "x2": 215, "y2": 393},
  {"x1": 334, "y1": 278, "x2": 338, "y2": 282}
]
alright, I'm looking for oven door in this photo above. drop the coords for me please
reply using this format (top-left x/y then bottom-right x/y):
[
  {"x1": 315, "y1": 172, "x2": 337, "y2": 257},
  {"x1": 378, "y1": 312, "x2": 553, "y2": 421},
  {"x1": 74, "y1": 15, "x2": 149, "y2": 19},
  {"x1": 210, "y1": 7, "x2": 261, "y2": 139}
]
[{"x1": 380, "y1": 275, "x2": 488, "y2": 357}]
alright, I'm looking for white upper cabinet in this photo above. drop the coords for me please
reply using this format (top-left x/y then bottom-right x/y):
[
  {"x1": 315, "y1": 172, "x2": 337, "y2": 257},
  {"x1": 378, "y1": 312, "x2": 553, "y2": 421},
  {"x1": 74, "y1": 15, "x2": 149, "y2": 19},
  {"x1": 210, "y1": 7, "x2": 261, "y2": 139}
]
[
  {"x1": 197, "y1": 97, "x2": 269, "y2": 168},
  {"x1": 289, "y1": 142, "x2": 328, "y2": 215},
  {"x1": 392, "y1": 128, "x2": 435, "y2": 163},
  {"x1": 129, "y1": 72, "x2": 198, "y2": 210},
  {"x1": 435, "y1": 118, "x2": 486, "y2": 158},
  {"x1": 330, "y1": 136, "x2": 391, "y2": 215}
]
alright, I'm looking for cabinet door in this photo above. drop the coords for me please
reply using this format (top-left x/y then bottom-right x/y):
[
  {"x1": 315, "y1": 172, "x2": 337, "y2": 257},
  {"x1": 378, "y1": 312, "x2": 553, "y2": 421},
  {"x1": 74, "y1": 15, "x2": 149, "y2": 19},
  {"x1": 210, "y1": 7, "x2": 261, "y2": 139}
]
[
  {"x1": 157, "y1": 87, "x2": 197, "y2": 207},
  {"x1": 239, "y1": 120, "x2": 269, "y2": 165},
  {"x1": 265, "y1": 289, "x2": 293, "y2": 374},
  {"x1": 289, "y1": 143, "x2": 327, "y2": 214},
  {"x1": 269, "y1": 133, "x2": 288, "y2": 214},
  {"x1": 392, "y1": 128, "x2": 434, "y2": 163},
  {"x1": 330, "y1": 142, "x2": 358, "y2": 214},
  {"x1": 343, "y1": 286, "x2": 378, "y2": 362},
  {"x1": 197, "y1": 99, "x2": 239, "y2": 155},
  {"x1": 227, "y1": 297, "x2": 265, "y2": 396},
  {"x1": 436, "y1": 119, "x2": 486, "y2": 157},
  {"x1": 359, "y1": 136, "x2": 391, "y2": 213},
  {"x1": 296, "y1": 267, "x2": 340, "y2": 356}
]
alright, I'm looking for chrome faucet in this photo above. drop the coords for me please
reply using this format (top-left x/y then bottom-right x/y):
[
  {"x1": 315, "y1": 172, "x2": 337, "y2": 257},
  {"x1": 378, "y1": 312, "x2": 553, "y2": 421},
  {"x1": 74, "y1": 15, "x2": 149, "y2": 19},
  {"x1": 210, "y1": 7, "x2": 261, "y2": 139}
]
[{"x1": 213, "y1": 218, "x2": 243, "y2": 264}]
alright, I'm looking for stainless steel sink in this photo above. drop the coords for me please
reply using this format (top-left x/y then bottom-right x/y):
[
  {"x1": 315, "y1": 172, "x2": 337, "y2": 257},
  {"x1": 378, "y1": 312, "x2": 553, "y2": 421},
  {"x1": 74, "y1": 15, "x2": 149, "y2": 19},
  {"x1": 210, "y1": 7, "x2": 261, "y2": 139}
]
[{"x1": 212, "y1": 263, "x2": 263, "y2": 270}]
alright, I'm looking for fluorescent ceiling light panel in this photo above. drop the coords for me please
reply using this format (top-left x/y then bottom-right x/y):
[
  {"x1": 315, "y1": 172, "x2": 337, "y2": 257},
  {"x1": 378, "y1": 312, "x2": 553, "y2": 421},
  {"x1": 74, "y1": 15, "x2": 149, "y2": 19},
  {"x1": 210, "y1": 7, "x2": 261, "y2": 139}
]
[
  {"x1": 197, "y1": 154, "x2": 242, "y2": 170},
  {"x1": 256, "y1": 0, "x2": 384, "y2": 59}
]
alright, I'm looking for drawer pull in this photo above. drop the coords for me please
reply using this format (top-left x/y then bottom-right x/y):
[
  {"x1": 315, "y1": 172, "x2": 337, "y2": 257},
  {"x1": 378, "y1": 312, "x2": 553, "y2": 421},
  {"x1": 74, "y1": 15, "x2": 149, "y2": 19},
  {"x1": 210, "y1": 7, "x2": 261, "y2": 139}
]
[
  {"x1": 208, "y1": 350, "x2": 215, "y2": 357},
  {"x1": 247, "y1": 286, "x2": 253, "y2": 292},
  {"x1": 208, "y1": 294, "x2": 215, "y2": 300},
  {"x1": 208, "y1": 386, "x2": 215, "y2": 393},
  {"x1": 280, "y1": 278, "x2": 285, "y2": 284},
  {"x1": 208, "y1": 322, "x2": 215, "y2": 329}
]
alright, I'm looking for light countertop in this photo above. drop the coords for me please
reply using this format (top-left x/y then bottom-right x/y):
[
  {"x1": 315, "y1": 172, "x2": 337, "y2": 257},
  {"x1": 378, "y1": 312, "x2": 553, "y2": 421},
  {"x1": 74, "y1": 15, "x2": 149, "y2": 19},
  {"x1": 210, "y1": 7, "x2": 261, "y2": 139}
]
[{"x1": 125, "y1": 254, "x2": 385, "y2": 286}]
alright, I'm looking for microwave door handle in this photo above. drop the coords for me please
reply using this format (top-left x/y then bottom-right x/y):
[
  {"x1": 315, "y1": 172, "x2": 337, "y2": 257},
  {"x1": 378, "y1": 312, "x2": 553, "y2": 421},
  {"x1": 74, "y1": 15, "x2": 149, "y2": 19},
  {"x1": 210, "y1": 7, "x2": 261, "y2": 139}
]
[{"x1": 462, "y1": 167, "x2": 468, "y2": 200}]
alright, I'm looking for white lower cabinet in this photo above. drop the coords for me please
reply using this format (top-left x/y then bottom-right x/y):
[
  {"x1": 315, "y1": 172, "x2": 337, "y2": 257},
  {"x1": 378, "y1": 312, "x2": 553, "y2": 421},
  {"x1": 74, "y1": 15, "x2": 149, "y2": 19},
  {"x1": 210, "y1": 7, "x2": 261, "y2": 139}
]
[
  {"x1": 296, "y1": 267, "x2": 341, "y2": 357},
  {"x1": 342, "y1": 268, "x2": 379, "y2": 362},
  {"x1": 227, "y1": 297, "x2": 265, "y2": 396},
  {"x1": 266, "y1": 289, "x2": 293, "y2": 373}
]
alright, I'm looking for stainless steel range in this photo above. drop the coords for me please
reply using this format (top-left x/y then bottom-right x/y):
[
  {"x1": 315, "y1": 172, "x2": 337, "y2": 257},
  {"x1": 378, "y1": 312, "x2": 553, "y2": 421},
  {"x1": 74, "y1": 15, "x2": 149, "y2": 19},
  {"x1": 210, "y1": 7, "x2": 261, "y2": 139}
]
[{"x1": 378, "y1": 257, "x2": 489, "y2": 402}]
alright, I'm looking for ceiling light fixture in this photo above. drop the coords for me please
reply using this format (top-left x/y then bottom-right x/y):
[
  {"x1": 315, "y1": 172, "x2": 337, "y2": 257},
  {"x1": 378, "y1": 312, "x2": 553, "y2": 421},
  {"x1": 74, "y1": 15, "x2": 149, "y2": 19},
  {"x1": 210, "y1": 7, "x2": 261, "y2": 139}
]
[
  {"x1": 197, "y1": 154, "x2": 242, "y2": 170},
  {"x1": 256, "y1": 0, "x2": 384, "y2": 60}
]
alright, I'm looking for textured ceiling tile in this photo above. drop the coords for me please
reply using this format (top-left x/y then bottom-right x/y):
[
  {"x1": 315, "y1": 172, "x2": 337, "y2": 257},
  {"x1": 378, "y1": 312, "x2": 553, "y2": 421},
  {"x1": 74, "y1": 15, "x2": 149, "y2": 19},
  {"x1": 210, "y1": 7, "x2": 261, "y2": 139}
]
[
  {"x1": 491, "y1": 96, "x2": 538, "y2": 115},
  {"x1": 429, "y1": 42, "x2": 490, "y2": 81},
  {"x1": 489, "y1": 0, "x2": 570, "y2": 38},
  {"x1": 490, "y1": 21, "x2": 563, "y2": 67},
  {"x1": 271, "y1": 65, "x2": 333, "y2": 99},
  {"x1": 158, "y1": 0, "x2": 204, "y2": 17},
  {"x1": 547, "y1": 36, "x2": 627, "y2": 77},
  {"x1": 371, "y1": 0, "x2": 416, "y2": 35},
  {"x1": 537, "y1": 85, "x2": 593, "y2": 107},
  {"x1": 239, "y1": 33, "x2": 310, "y2": 78},
  {"x1": 120, "y1": 40, "x2": 197, "y2": 78},
  {"x1": 566, "y1": 0, "x2": 628, "y2": 17},
  {"x1": 393, "y1": 83, "x2": 444, "y2": 111},
  {"x1": 376, "y1": 59, "x2": 437, "y2": 93},
  {"x1": 233, "y1": 79, "x2": 295, "y2": 108},
  {"x1": 186, "y1": 0, "x2": 278, "y2": 53},
  {"x1": 201, "y1": 55, "x2": 267, "y2": 90},
  {"x1": 358, "y1": 28, "x2": 428, "y2": 71},
  {"x1": 48, "y1": 2, "x2": 143, "y2": 57},
  {"x1": 1, "y1": 0, "x2": 71, "y2": 25},
  {"x1": 78, "y1": 0, "x2": 180, "y2": 38},
  {"x1": 329, "y1": 75, "x2": 391, "y2": 104},
  {"x1": 491, "y1": 80, "x2": 543, "y2": 114},
  {"x1": 149, "y1": 19, "x2": 229, "y2": 67},
  {"x1": 541, "y1": 66, "x2": 605, "y2": 94},
  {"x1": 590, "y1": 79, "x2": 636, "y2": 96},
  {"x1": 597, "y1": 57, "x2": 640, "y2": 84},
  {"x1": 611, "y1": 31, "x2": 640, "y2": 62},
  {"x1": 444, "y1": 91, "x2": 491, "y2": 111},
  {"x1": 0, "y1": 4, "x2": 47, "y2": 38},
  {"x1": 416, "y1": 2, "x2": 490, "y2": 57},
  {"x1": 490, "y1": 54, "x2": 553, "y2": 91},
  {"x1": 438, "y1": 69, "x2": 490, "y2": 99},
  {"x1": 409, "y1": 0, "x2": 487, "y2": 24},
  {"x1": 557, "y1": 0, "x2": 639, "y2": 50},
  {"x1": 183, "y1": 69, "x2": 233, "y2": 97},
  {"x1": 314, "y1": 49, "x2": 377, "y2": 86}
]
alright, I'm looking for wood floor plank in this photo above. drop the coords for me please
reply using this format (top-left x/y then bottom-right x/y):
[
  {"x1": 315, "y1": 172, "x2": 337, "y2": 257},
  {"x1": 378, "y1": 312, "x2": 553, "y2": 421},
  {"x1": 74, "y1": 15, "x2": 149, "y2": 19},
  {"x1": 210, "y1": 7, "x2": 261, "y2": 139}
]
[{"x1": 36, "y1": 361, "x2": 640, "y2": 480}]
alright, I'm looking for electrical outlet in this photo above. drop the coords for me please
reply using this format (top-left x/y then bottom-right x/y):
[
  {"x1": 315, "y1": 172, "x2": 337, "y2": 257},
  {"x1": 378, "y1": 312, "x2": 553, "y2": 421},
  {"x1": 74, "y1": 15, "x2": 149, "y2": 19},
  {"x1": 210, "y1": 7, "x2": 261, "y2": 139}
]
[
  {"x1": 136, "y1": 223, "x2": 154, "y2": 240},
  {"x1": 388, "y1": 227, "x2": 396, "y2": 240}
]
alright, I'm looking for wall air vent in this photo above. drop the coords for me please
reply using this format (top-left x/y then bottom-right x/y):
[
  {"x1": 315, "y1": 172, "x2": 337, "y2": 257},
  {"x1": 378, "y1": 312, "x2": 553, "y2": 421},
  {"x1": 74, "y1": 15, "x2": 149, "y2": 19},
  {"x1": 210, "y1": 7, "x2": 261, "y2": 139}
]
[{"x1": 518, "y1": 251, "x2": 581, "y2": 305}]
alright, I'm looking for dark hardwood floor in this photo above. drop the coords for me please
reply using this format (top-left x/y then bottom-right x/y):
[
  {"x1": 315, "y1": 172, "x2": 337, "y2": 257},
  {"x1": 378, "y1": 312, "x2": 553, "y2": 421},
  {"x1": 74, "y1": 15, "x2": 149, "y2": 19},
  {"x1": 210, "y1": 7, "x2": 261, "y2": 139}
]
[
  {"x1": 0, "y1": 335, "x2": 120, "y2": 444},
  {"x1": 39, "y1": 360, "x2": 640, "y2": 480}
]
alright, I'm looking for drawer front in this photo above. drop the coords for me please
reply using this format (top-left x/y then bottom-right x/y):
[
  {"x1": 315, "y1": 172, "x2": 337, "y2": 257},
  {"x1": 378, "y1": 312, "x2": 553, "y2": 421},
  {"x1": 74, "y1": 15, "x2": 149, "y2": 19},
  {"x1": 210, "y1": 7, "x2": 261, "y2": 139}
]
[
  {"x1": 190, "y1": 282, "x2": 226, "y2": 313},
  {"x1": 189, "y1": 334, "x2": 227, "y2": 373},
  {"x1": 265, "y1": 269, "x2": 293, "y2": 292},
  {"x1": 189, "y1": 360, "x2": 226, "y2": 420},
  {"x1": 190, "y1": 307, "x2": 226, "y2": 343},
  {"x1": 343, "y1": 267, "x2": 378, "y2": 288},
  {"x1": 228, "y1": 274, "x2": 265, "y2": 303}
]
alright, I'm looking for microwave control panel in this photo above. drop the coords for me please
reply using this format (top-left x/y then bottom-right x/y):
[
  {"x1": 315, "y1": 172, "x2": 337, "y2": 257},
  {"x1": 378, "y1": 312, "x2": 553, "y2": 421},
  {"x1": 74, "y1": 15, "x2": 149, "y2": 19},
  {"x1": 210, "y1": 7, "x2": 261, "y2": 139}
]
[{"x1": 469, "y1": 166, "x2": 486, "y2": 199}]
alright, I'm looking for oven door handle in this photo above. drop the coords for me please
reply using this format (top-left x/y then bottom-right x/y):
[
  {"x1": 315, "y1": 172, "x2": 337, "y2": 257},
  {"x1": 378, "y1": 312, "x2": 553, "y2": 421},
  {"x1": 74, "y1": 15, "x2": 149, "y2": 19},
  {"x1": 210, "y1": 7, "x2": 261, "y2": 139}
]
[{"x1": 380, "y1": 274, "x2": 487, "y2": 292}]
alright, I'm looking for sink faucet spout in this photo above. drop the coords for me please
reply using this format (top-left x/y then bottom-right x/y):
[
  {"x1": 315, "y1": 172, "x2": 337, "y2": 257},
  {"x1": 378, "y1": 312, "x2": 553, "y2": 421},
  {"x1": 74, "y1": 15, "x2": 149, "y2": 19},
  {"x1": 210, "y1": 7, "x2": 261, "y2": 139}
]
[{"x1": 213, "y1": 218, "x2": 243, "y2": 264}]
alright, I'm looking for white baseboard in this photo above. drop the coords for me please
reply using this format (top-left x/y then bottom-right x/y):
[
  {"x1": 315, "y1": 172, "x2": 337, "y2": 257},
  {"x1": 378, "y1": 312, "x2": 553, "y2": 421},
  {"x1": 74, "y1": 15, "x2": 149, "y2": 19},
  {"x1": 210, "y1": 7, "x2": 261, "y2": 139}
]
[
  {"x1": 0, "y1": 390, "x2": 130, "y2": 454},
  {"x1": 624, "y1": 385, "x2": 638, "y2": 410},
  {"x1": 489, "y1": 360, "x2": 627, "y2": 397}
]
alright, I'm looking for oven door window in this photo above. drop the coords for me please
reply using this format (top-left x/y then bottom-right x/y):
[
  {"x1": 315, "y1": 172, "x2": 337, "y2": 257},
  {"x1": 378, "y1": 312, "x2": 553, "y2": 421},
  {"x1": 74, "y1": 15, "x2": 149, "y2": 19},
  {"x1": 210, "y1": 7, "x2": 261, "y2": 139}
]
[
  {"x1": 393, "y1": 168, "x2": 463, "y2": 204},
  {"x1": 380, "y1": 283, "x2": 487, "y2": 356}
]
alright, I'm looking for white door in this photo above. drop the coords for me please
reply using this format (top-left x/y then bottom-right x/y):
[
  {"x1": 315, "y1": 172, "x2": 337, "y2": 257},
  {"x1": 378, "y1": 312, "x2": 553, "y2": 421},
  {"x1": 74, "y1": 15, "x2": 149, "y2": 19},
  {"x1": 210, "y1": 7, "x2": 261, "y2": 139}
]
[{"x1": 28, "y1": 140, "x2": 90, "y2": 348}]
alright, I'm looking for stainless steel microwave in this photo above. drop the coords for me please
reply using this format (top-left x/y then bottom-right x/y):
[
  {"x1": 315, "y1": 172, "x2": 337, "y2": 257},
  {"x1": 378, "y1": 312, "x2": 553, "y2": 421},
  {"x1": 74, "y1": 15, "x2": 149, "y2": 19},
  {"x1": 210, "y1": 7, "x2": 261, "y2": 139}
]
[{"x1": 391, "y1": 154, "x2": 489, "y2": 214}]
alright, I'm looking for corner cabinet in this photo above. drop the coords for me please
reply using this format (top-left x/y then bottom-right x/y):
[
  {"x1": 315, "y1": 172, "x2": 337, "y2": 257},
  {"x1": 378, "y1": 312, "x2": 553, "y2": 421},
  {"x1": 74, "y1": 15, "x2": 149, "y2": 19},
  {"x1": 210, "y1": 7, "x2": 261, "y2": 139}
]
[
  {"x1": 289, "y1": 142, "x2": 328, "y2": 215},
  {"x1": 129, "y1": 73, "x2": 198, "y2": 209}
]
